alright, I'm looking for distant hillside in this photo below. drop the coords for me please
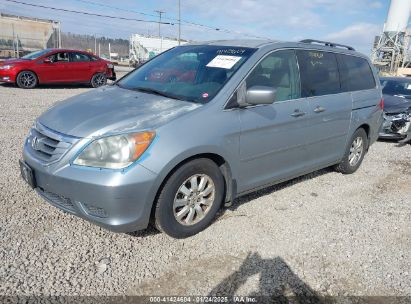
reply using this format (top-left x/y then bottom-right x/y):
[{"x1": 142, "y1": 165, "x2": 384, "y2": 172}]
[{"x1": 61, "y1": 32, "x2": 129, "y2": 57}]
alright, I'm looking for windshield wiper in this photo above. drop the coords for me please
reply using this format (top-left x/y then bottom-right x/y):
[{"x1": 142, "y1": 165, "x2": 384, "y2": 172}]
[{"x1": 133, "y1": 87, "x2": 187, "y2": 101}]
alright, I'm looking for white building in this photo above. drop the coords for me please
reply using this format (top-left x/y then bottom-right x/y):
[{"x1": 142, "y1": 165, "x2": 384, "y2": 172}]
[{"x1": 129, "y1": 34, "x2": 186, "y2": 65}]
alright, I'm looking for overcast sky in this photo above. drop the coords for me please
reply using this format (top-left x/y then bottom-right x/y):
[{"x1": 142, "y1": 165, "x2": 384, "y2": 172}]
[{"x1": 0, "y1": 0, "x2": 392, "y2": 55}]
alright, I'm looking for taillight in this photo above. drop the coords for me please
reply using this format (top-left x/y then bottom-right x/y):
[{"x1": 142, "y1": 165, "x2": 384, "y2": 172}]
[{"x1": 379, "y1": 98, "x2": 384, "y2": 110}]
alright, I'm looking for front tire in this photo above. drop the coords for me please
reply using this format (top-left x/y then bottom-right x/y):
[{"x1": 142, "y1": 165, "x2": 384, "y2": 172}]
[
  {"x1": 90, "y1": 73, "x2": 107, "y2": 88},
  {"x1": 16, "y1": 71, "x2": 38, "y2": 89},
  {"x1": 154, "y1": 158, "x2": 225, "y2": 238},
  {"x1": 334, "y1": 128, "x2": 368, "y2": 174}
]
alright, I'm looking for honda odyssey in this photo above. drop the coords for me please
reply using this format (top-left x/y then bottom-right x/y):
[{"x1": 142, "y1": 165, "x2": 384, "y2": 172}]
[{"x1": 20, "y1": 39, "x2": 383, "y2": 238}]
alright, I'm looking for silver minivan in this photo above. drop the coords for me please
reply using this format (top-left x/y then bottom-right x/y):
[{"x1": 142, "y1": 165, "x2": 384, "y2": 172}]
[{"x1": 20, "y1": 39, "x2": 383, "y2": 238}]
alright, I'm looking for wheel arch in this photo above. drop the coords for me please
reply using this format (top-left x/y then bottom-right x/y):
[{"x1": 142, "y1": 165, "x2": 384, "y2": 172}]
[
  {"x1": 150, "y1": 152, "x2": 235, "y2": 220},
  {"x1": 16, "y1": 69, "x2": 39, "y2": 83},
  {"x1": 356, "y1": 123, "x2": 371, "y2": 149}
]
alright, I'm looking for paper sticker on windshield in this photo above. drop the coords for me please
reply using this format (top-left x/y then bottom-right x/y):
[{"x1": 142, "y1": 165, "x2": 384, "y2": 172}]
[{"x1": 206, "y1": 55, "x2": 242, "y2": 69}]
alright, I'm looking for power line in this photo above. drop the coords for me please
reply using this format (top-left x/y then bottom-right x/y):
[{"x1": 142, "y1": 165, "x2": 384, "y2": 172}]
[
  {"x1": 70, "y1": 0, "x2": 271, "y2": 40},
  {"x1": 2, "y1": 0, "x2": 272, "y2": 40},
  {"x1": 1, "y1": 0, "x2": 174, "y2": 24}
]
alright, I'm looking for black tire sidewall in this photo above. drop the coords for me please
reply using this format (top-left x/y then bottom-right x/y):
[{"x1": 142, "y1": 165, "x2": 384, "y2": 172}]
[
  {"x1": 155, "y1": 159, "x2": 224, "y2": 238},
  {"x1": 339, "y1": 128, "x2": 368, "y2": 174},
  {"x1": 91, "y1": 73, "x2": 107, "y2": 88},
  {"x1": 17, "y1": 71, "x2": 37, "y2": 89}
]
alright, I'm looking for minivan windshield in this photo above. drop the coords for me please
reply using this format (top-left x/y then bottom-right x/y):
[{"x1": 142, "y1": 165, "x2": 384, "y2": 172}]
[
  {"x1": 21, "y1": 49, "x2": 51, "y2": 60},
  {"x1": 118, "y1": 45, "x2": 256, "y2": 103}
]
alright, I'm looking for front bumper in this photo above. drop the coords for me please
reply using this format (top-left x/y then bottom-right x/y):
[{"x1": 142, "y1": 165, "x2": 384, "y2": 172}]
[
  {"x1": 22, "y1": 135, "x2": 159, "y2": 232},
  {"x1": 379, "y1": 112, "x2": 411, "y2": 143},
  {"x1": 0, "y1": 69, "x2": 16, "y2": 83}
]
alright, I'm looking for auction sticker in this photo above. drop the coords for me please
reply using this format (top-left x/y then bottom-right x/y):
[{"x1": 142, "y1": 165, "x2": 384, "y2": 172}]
[{"x1": 206, "y1": 55, "x2": 242, "y2": 69}]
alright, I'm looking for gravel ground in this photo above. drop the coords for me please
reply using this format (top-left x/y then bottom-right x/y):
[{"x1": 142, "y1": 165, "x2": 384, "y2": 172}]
[{"x1": 0, "y1": 79, "x2": 410, "y2": 298}]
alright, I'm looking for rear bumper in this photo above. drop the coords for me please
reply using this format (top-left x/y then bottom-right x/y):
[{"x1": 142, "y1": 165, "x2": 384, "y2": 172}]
[
  {"x1": 22, "y1": 144, "x2": 159, "y2": 232},
  {"x1": 107, "y1": 69, "x2": 116, "y2": 81}
]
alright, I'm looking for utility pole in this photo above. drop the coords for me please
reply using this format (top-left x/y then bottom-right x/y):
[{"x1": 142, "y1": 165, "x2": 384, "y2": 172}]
[
  {"x1": 16, "y1": 34, "x2": 19, "y2": 58},
  {"x1": 155, "y1": 10, "x2": 165, "y2": 52},
  {"x1": 58, "y1": 21, "x2": 62, "y2": 48},
  {"x1": 94, "y1": 34, "x2": 97, "y2": 54},
  {"x1": 178, "y1": 0, "x2": 181, "y2": 45}
]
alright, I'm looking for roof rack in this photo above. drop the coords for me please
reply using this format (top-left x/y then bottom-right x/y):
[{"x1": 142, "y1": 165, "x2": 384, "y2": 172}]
[{"x1": 299, "y1": 39, "x2": 355, "y2": 51}]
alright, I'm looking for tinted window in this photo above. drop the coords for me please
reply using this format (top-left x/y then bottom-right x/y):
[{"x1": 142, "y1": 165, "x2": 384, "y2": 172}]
[
  {"x1": 246, "y1": 50, "x2": 301, "y2": 101},
  {"x1": 70, "y1": 52, "x2": 91, "y2": 62},
  {"x1": 296, "y1": 50, "x2": 340, "y2": 97},
  {"x1": 338, "y1": 55, "x2": 375, "y2": 91}
]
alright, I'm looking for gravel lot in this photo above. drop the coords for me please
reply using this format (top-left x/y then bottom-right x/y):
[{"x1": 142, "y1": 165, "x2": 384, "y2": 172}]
[{"x1": 0, "y1": 78, "x2": 410, "y2": 298}]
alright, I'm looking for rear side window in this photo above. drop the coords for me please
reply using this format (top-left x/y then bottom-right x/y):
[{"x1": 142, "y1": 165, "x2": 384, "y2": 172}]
[
  {"x1": 338, "y1": 55, "x2": 375, "y2": 91},
  {"x1": 296, "y1": 50, "x2": 340, "y2": 97}
]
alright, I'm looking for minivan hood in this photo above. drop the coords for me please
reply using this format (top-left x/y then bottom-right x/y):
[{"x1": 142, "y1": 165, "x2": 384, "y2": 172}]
[{"x1": 38, "y1": 85, "x2": 201, "y2": 138}]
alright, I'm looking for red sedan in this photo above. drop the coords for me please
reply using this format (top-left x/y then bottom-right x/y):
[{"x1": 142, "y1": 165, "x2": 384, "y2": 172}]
[{"x1": 0, "y1": 49, "x2": 116, "y2": 89}]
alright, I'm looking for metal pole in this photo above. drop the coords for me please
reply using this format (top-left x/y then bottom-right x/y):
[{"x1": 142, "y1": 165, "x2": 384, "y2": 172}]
[
  {"x1": 12, "y1": 24, "x2": 15, "y2": 58},
  {"x1": 94, "y1": 34, "x2": 97, "y2": 54},
  {"x1": 98, "y1": 43, "x2": 101, "y2": 57},
  {"x1": 58, "y1": 21, "x2": 62, "y2": 48},
  {"x1": 109, "y1": 42, "x2": 111, "y2": 60},
  {"x1": 178, "y1": 0, "x2": 181, "y2": 45},
  {"x1": 16, "y1": 34, "x2": 19, "y2": 58},
  {"x1": 155, "y1": 10, "x2": 165, "y2": 52}
]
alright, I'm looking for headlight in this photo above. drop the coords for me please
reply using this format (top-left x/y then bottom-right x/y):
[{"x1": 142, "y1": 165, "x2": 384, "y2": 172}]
[
  {"x1": 107, "y1": 63, "x2": 114, "y2": 69},
  {"x1": 0, "y1": 64, "x2": 14, "y2": 70},
  {"x1": 73, "y1": 131, "x2": 155, "y2": 169}
]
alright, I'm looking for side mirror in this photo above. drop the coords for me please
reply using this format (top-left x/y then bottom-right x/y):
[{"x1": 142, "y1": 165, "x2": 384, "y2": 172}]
[
  {"x1": 43, "y1": 58, "x2": 52, "y2": 63},
  {"x1": 245, "y1": 86, "x2": 276, "y2": 105}
]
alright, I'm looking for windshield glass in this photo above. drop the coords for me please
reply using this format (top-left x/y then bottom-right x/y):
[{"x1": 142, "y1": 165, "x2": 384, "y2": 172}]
[
  {"x1": 381, "y1": 79, "x2": 411, "y2": 97},
  {"x1": 118, "y1": 45, "x2": 256, "y2": 103},
  {"x1": 21, "y1": 49, "x2": 51, "y2": 60}
]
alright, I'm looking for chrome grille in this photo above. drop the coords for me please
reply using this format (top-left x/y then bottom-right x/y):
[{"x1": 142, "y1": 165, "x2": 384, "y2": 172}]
[{"x1": 27, "y1": 123, "x2": 77, "y2": 164}]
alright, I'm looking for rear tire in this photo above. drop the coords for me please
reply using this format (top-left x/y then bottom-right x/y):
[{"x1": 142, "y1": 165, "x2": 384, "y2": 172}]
[
  {"x1": 16, "y1": 71, "x2": 38, "y2": 89},
  {"x1": 90, "y1": 73, "x2": 107, "y2": 88},
  {"x1": 334, "y1": 128, "x2": 368, "y2": 174},
  {"x1": 154, "y1": 158, "x2": 224, "y2": 238}
]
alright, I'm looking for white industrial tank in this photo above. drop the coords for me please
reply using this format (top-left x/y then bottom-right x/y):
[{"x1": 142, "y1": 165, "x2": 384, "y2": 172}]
[{"x1": 385, "y1": 0, "x2": 411, "y2": 33}]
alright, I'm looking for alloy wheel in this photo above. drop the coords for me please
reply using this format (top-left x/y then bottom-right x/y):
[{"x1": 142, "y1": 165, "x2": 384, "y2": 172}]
[
  {"x1": 92, "y1": 74, "x2": 106, "y2": 87},
  {"x1": 173, "y1": 174, "x2": 215, "y2": 226},
  {"x1": 20, "y1": 72, "x2": 36, "y2": 88},
  {"x1": 348, "y1": 137, "x2": 364, "y2": 166}
]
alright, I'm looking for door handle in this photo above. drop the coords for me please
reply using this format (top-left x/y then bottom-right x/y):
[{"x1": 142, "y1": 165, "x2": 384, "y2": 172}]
[
  {"x1": 314, "y1": 106, "x2": 326, "y2": 113},
  {"x1": 290, "y1": 110, "x2": 306, "y2": 117}
]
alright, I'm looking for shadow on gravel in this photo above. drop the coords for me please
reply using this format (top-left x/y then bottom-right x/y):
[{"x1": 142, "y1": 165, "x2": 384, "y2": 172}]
[
  {"x1": 227, "y1": 167, "x2": 333, "y2": 212},
  {"x1": 378, "y1": 138, "x2": 411, "y2": 147},
  {"x1": 126, "y1": 224, "x2": 161, "y2": 238},
  {"x1": 208, "y1": 252, "x2": 322, "y2": 303},
  {"x1": 0, "y1": 82, "x2": 89, "y2": 89},
  {"x1": 0, "y1": 82, "x2": 115, "y2": 89}
]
